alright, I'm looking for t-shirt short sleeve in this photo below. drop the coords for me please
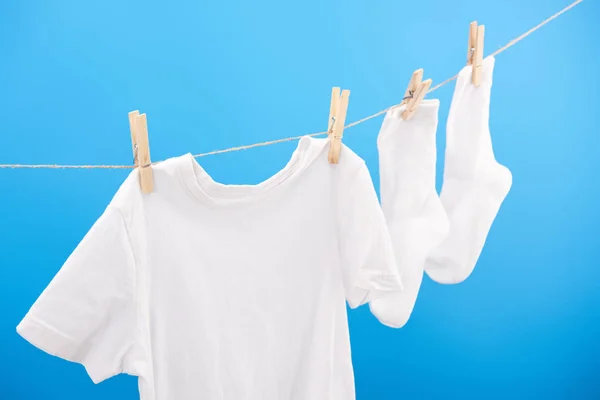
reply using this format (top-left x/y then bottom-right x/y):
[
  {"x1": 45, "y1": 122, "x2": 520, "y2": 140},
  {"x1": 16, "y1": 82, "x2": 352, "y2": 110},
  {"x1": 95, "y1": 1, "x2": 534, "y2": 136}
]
[
  {"x1": 337, "y1": 161, "x2": 403, "y2": 309},
  {"x1": 16, "y1": 205, "x2": 137, "y2": 384}
]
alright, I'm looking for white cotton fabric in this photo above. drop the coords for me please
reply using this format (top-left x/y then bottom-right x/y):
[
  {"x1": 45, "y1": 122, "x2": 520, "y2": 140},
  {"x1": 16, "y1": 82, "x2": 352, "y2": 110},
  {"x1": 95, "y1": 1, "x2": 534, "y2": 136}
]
[
  {"x1": 369, "y1": 100, "x2": 449, "y2": 328},
  {"x1": 425, "y1": 56, "x2": 512, "y2": 284},
  {"x1": 17, "y1": 136, "x2": 403, "y2": 400}
]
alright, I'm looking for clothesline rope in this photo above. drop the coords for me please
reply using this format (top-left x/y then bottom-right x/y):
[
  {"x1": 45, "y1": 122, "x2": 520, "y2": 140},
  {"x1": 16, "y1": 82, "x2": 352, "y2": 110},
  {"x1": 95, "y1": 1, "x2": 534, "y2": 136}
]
[{"x1": 0, "y1": 0, "x2": 585, "y2": 170}]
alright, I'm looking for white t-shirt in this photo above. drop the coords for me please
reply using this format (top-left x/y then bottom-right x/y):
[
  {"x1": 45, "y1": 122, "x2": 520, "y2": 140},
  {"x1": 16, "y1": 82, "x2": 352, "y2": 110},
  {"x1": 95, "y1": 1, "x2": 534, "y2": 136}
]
[{"x1": 17, "y1": 136, "x2": 403, "y2": 400}]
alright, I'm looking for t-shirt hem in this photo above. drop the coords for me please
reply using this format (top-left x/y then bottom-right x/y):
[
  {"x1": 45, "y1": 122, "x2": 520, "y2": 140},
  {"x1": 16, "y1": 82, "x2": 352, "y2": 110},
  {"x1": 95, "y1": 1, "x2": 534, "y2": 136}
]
[{"x1": 16, "y1": 315, "x2": 107, "y2": 384}]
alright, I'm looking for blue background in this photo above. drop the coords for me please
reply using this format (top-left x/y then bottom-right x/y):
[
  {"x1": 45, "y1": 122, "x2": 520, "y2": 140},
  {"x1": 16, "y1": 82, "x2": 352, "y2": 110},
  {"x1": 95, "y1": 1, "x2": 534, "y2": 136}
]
[{"x1": 1, "y1": 0, "x2": 598, "y2": 399}]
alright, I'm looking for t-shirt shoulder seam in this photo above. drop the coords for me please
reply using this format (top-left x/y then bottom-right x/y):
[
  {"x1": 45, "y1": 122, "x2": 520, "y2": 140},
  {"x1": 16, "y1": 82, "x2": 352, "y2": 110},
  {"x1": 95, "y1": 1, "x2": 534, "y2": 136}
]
[{"x1": 105, "y1": 204, "x2": 143, "y2": 377}]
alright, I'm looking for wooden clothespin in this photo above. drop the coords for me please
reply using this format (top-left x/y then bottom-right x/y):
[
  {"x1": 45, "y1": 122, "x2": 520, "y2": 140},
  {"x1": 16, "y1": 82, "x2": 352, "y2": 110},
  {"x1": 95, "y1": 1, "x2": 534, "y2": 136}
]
[
  {"x1": 400, "y1": 68, "x2": 432, "y2": 121},
  {"x1": 327, "y1": 87, "x2": 350, "y2": 164},
  {"x1": 327, "y1": 87, "x2": 340, "y2": 137},
  {"x1": 128, "y1": 110, "x2": 154, "y2": 194},
  {"x1": 467, "y1": 21, "x2": 485, "y2": 87}
]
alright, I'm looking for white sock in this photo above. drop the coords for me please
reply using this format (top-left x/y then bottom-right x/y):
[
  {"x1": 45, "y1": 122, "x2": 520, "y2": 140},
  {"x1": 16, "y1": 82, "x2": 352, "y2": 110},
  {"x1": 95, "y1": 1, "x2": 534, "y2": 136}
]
[
  {"x1": 425, "y1": 56, "x2": 512, "y2": 284},
  {"x1": 369, "y1": 99, "x2": 449, "y2": 328}
]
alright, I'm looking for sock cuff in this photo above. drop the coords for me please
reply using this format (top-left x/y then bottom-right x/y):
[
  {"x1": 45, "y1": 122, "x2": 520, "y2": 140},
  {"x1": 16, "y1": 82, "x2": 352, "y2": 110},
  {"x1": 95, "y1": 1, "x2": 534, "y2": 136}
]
[
  {"x1": 456, "y1": 56, "x2": 495, "y2": 90},
  {"x1": 378, "y1": 99, "x2": 439, "y2": 151},
  {"x1": 379, "y1": 99, "x2": 439, "y2": 140},
  {"x1": 386, "y1": 99, "x2": 440, "y2": 121}
]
